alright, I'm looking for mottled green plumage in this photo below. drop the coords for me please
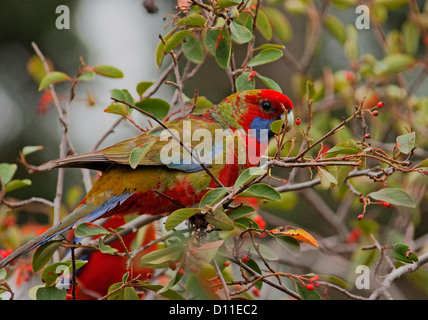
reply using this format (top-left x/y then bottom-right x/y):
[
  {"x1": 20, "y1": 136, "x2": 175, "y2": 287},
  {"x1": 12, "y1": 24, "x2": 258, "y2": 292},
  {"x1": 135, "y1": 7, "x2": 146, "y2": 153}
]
[{"x1": 0, "y1": 89, "x2": 293, "y2": 268}]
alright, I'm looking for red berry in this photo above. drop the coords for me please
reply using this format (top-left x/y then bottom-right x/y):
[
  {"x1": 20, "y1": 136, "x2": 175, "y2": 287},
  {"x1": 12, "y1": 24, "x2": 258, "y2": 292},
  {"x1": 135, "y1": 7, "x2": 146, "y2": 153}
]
[
  {"x1": 364, "y1": 133, "x2": 371, "y2": 139},
  {"x1": 377, "y1": 101, "x2": 384, "y2": 108},
  {"x1": 242, "y1": 255, "x2": 249, "y2": 263},
  {"x1": 178, "y1": 268, "x2": 184, "y2": 275},
  {"x1": 306, "y1": 284, "x2": 314, "y2": 290},
  {"x1": 252, "y1": 288, "x2": 260, "y2": 297},
  {"x1": 146, "y1": 272, "x2": 152, "y2": 280},
  {"x1": 357, "y1": 214, "x2": 363, "y2": 220},
  {"x1": 190, "y1": 267, "x2": 198, "y2": 273},
  {"x1": 282, "y1": 179, "x2": 287, "y2": 183},
  {"x1": 314, "y1": 282, "x2": 320, "y2": 288},
  {"x1": 248, "y1": 71, "x2": 257, "y2": 82},
  {"x1": 295, "y1": 118, "x2": 301, "y2": 125},
  {"x1": 372, "y1": 110, "x2": 379, "y2": 116},
  {"x1": 224, "y1": 261, "x2": 230, "y2": 267},
  {"x1": 314, "y1": 275, "x2": 320, "y2": 281},
  {"x1": 383, "y1": 201, "x2": 391, "y2": 208}
]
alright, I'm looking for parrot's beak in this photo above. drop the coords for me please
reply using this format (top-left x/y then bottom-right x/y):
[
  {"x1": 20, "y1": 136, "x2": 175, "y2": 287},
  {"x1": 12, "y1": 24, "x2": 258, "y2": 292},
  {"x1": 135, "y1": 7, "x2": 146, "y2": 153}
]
[{"x1": 280, "y1": 108, "x2": 294, "y2": 131}]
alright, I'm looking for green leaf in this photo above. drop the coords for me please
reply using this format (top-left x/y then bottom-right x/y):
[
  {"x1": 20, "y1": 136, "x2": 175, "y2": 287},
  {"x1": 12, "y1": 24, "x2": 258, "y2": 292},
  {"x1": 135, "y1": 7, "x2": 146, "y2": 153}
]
[
  {"x1": 230, "y1": 20, "x2": 252, "y2": 44},
  {"x1": 129, "y1": 141, "x2": 156, "y2": 169},
  {"x1": 270, "y1": 119, "x2": 284, "y2": 135},
  {"x1": 74, "y1": 222, "x2": 110, "y2": 238},
  {"x1": 263, "y1": 7, "x2": 292, "y2": 42},
  {"x1": 344, "y1": 25, "x2": 359, "y2": 61},
  {"x1": 238, "y1": 183, "x2": 281, "y2": 201},
  {"x1": 121, "y1": 89, "x2": 135, "y2": 106},
  {"x1": 215, "y1": 25, "x2": 231, "y2": 69},
  {"x1": 256, "y1": 74, "x2": 282, "y2": 92},
  {"x1": 396, "y1": 132, "x2": 415, "y2": 154},
  {"x1": 32, "y1": 240, "x2": 63, "y2": 273},
  {"x1": 215, "y1": 0, "x2": 240, "y2": 8},
  {"x1": 124, "y1": 287, "x2": 141, "y2": 300},
  {"x1": 36, "y1": 287, "x2": 67, "y2": 300},
  {"x1": 373, "y1": 0, "x2": 407, "y2": 9},
  {"x1": 390, "y1": 243, "x2": 418, "y2": 263},
  {"x1": 40, "y1": 261, "x2": 87, "y2": 287},
  {"x1": 135, "y1": 98, "x2": 170, "y2": 120},
  {"x1": 376, "y1": 53, "x2": 415, "y2": 75},
  {"x1": 228, "y1": 205, "x2": 256, "y2": 220},
  {"x1": 21, "y1": 145, "x2": 44, "y2": 156},
  {"x1": 402, "y1": 21, "x2": 420, "y2": 55},
  {"x1": 234, "y1": 167, "x2": 267, "y2": 189},
  {"x1": 98, "y1": 239, "x2": 118, "y2": 254},
  {"x1": 92, "y1": 65, "x2": 124, "y2": 78},
  {"x1": 318, "y1": 167, "x2": 338, "y2": 189},
  {"x1": 235, "y1": 72, "x2": 255, "y2": 92},
  {"x1": 205, "y1": 29, "x2": 221, "y2": 56},
  {"x1": 248, "y1": 48, "x2": 283, "y2": 67},
  {"x1": 0, "y1": 163, "x2": 17, "y2": 186},
  {"x1": 243, "y1": 258, "x2": 263, "y2": 290},
  {"x1": 254, "y1": 43, "x2": 286, "y2": 51},
  {"x1": 256, "y1": 10, "x2": 272, "y2": 40},
  {"x1": 4, "y1": 179, "x2": 32, "y2": 193},
  {"x1": 273, "y1": 235, "x2": 300, "y2": 254},
  {"x1": 156, "y1": 28, "x2": 178, "y2": 67},
  {"x1": 104, "y1": 102, "x2": 130, "y2": 118},
  {"x1": 199, "y1": 187, "x2": 230, "y2": 209},
  {"x1": 415, "y1": 158, "x2": 428, "y2": 168},
  {"x1": 164, "y1": 30, "x2": 192, "y2": 53},
  {"x1": 368, "y1": 188, "x2": 416, "y2": 208},
  {"x1": 165, "y1": 208, "x2": 201, "y2": 231},
  {"x1": 319, "y1": 275, "x2": 348, "y2": 288},
  {"x1": 249, "y1": 243, "x2": 278, "y2": 261},
  {"x1": 176, "y1": 14, "x2": 207, "y2": 27},
  {"x1": 205, "y1": 208, "x2": 235, "y2": 231},
  {"x1": 38, "y1": 71, "x2": 70, "y2": 91},
  {"x1": 323, "y1": 14, "x2": 346, "y2": 44},
  {"x1": 297, "y1": 284, "x2": 321, "y2": 300},
  {"x1": 182, "y1": 34, "x2": 205, "y2": 64},
  {"x1": 140, "y1": 245, "x2": 183, "y2": 268},
  {"x1": 0, "y1": 268, "x2": 6, "y2": 280},
  {"x1": 136, "y1": 81, "x2": 155, "y2": 97},
  {"x1": 78, "y1": 70, "x2": 96, "y2": 82},
  {"x1": 142, "y1": 284, "x2": 185, "y2": 300}
]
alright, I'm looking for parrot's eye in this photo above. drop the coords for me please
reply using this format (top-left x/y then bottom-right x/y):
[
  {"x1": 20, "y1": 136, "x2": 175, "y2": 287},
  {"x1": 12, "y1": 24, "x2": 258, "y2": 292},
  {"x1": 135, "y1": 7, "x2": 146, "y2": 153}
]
[{"x1": 260, "y1": 100, "x2": 273, "y2": 111}]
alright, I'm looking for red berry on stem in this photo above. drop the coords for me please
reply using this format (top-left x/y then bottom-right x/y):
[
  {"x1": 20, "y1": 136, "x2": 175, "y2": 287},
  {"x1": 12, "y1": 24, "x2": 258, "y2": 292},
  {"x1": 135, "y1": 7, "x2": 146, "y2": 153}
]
[
  {"x1": 252, "y1": 288, "x2": 260, "y2": 297},
  {"x1": 295, "y1": 118, "x2": 301, "y2": 126},
  {"x1": 357, "y1": 214, "x2": 363, "y2": 220},
  {"x1": 372, "y1": 110, "x2": 379, "y2": 116},
  {"x1": 242, "y1": 255, "x2": 249, "y2": 263},
  {"x1": 306, "y1": 284, "x2": 314, "y2": 290},
  {"x1": 383, "y1": 201, "x2": 391, "y2": 208},
  {"x1": 377, "y1": 101, "x2": 384, "y2": 108}
]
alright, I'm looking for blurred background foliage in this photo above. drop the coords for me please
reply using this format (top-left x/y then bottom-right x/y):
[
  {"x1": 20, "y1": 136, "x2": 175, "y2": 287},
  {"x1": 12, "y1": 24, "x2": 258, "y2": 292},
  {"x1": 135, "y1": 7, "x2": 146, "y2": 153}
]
[{"x1": 1, "y1": 0, "x2": 428, "y2": 299}]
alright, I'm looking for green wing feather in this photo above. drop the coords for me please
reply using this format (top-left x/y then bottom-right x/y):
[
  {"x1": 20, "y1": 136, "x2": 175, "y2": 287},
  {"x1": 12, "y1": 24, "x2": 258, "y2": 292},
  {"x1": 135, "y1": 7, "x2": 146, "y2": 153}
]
[{"x1": 37, "y1": 115, "x2": 224, "y2": 172}]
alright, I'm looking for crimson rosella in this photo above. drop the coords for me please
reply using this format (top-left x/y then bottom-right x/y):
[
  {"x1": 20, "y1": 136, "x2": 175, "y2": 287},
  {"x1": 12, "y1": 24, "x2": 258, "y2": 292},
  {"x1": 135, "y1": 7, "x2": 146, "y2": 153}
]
[{"x1": 0, "y1": 89, "x2": 294, "y2": 268}]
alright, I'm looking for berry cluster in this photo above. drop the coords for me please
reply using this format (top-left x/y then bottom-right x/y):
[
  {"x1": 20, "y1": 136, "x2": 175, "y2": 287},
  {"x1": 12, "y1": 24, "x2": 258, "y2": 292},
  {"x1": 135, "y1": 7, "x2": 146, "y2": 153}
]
[{"x1": 305, "y1": 275, "x2": 320, "y2": 290}]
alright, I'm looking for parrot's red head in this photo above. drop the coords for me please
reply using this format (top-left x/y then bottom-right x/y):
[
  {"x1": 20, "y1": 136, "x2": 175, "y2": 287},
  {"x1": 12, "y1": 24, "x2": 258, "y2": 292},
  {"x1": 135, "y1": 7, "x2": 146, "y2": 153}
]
[{"x1": 213, "y1": 89, "x2": 294, "y2": 143}]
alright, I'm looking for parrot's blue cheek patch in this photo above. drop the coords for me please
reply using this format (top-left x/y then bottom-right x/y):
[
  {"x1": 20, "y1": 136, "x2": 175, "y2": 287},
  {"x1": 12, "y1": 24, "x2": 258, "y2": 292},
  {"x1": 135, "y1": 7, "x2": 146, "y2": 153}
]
[{"x1": 249, "y1": 117, "x2": 273, "y2": 143}]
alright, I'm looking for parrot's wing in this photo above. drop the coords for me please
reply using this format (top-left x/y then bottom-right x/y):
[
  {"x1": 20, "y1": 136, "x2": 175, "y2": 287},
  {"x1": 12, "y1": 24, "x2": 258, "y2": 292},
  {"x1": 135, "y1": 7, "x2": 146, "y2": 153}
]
[{"x1": 37, "y1": 116, "x2": 227, "y2": 173}]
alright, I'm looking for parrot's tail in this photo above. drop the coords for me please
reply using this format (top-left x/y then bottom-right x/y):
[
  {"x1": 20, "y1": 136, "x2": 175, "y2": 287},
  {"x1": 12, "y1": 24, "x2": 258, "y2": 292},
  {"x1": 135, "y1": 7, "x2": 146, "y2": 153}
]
[{"x1": 0, "y1": 192, "x2": 135, "y2": 269}]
